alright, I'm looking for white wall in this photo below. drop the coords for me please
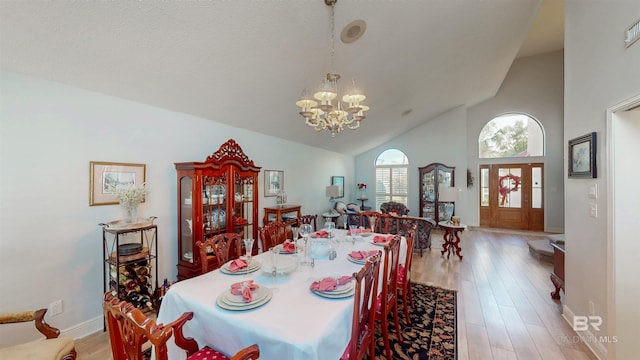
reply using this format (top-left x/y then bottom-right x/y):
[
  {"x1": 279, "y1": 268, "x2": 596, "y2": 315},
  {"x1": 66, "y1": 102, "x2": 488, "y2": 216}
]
[
  {"x1": 0, "y1": 71, "x2": 354, "y2": 344},
  {"x1": 467, "y1": 50, "x2": 565, "y2": 231},
  {"x1": 357, "y1": 51, "x2": 564, "y2": 230},
  {"x1": 355, "y1": 106, "x2": 468, "y2": 220},
  {"x1": 564, "y1": 1, "x2": 640, "y2": 358}
]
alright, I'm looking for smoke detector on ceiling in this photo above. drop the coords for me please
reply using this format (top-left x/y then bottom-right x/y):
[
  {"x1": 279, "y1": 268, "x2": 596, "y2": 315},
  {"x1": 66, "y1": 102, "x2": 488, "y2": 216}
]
[{"x1": 341, "y1": 19, "x2": 366, "y2": 44}]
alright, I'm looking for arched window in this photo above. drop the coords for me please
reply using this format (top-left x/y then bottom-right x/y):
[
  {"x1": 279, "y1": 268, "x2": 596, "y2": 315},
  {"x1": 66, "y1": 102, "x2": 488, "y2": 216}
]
[
  {"x1": 478, "y1": 113, "x2": 544, "y2": 158},
  {"x1": 374, "y1": 149, "x2": 408, "y2": 210}
]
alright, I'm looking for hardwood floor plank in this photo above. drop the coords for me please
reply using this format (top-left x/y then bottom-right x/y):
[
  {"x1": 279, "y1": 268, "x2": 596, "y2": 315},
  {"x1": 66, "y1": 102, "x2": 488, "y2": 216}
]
[{"x1": 499, "y1": 305, "x2": 543, "y2": 360}]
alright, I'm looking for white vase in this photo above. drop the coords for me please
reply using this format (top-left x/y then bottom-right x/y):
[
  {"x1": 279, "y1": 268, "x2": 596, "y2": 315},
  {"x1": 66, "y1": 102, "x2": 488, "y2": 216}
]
[{"x1": 359, "y1": 189, "x2": 366, "y2": 199}]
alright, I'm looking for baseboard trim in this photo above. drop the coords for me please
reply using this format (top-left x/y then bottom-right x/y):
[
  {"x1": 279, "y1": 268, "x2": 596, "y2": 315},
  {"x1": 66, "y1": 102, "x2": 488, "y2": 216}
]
[
  {"x1": 562, "y1": 305, "x2": 607, "y2": 360},
  {"x1": 63, "y1": 315, "x2": 104, "y2": 340}
]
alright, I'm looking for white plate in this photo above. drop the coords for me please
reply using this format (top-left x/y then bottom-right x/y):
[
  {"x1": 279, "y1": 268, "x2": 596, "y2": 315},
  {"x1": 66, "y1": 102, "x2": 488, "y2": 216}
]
[
  {"x1": 274, "y1": 243, "x2": 302, "y2": 255},
  {"x1": 219, "y1": 260, "x2": 261, "y2": 275},
  {"x1": 360, "y1": 232, "x2": 373, "y2": 238},
  {"x1": 312, "y1": 288, "x2": 355, "y2": 299},
  {"x1": 261, "y1": 255, "x2": 297, "y2": 274},
  {"x1": 222, "y1": 286, "x2": 270, "y2": 305},
  {"x1": 347, "y1": 255, "x2": 370, "y2": 264},
  {"x1": 370, "y1": 239, "x2": 388, "y2": 247},
  {"x1": 216, "y1": 288, "x2": 272, "y2": 311}
]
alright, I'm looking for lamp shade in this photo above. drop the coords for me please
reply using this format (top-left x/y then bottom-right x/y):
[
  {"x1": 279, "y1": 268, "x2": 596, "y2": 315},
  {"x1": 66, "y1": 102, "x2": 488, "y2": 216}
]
[
  {"x1": 439, "y1": 187, "x2": 459, "y2": 202},
  {"x1": 326, "y1": 185, "x2": 340, "y2": 198}
]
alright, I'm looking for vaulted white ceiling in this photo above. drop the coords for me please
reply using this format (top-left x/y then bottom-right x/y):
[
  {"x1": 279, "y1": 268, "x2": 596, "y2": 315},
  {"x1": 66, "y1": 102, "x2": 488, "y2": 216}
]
[{"x1": 0, "y1": 0, "x2": 563, "y2": 155}]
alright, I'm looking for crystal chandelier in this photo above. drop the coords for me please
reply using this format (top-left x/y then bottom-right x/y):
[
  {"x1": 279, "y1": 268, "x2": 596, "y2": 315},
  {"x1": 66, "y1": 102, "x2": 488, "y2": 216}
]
[{"x1": 296, "y1": 0, "x2": 369, "y2": 137}]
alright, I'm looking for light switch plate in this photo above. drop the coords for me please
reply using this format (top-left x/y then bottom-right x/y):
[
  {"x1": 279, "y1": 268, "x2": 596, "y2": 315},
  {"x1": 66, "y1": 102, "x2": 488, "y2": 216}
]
[
  {"x1": 590, "y1": 203, "x2": 598, "y2": 218},
  {"x1": 589, "y1": 184, "x2": 598, "y2": 199}
]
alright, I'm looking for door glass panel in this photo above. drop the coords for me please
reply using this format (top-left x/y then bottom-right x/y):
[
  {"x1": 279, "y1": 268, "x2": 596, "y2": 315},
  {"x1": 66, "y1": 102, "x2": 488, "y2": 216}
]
[
  {"x1": 480, "y1": 168, "x2": 489, "y2": 206},
  {"x1": 532, "y1": 167, "x2": 542, "y2": 208},
  {"x1": 498, "y1": 168, "x2": 521, "y2": 208}
]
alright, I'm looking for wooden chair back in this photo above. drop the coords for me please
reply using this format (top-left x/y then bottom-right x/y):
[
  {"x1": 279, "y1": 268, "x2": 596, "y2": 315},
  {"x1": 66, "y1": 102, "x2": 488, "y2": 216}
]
[
  {"x1": 258, "y1": 221, "x2": 290, "y2": 252},
  {"x1": 398, "y1": 226, "x2": 417, "y2": 322},
  {"x1": 103, "y1": 292, "x2": 260, "y2": 360},
  {"x1": 358, "y1": 211, "x2": 382, "y2": 231},
  {"x1": 297, "y1": 214, "x2": 318, "y2": 231},
  {"x1": 196, "y1": 232, "x2": 243, "y2": 274},
  {"x1": 343, "y1": 253, "x2": 381, "y2": 360},
  {"x1": 375, "y1": 234, "x2": 404, "y2": 358},
  {"x1": 376, "y1": 213, "x2": 395, "y2": 234}
]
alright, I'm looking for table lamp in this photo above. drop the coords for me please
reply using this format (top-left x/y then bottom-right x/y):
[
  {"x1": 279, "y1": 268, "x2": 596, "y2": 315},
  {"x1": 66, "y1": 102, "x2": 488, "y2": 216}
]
[
  {"x1": 438, "y1": 187, "x2": 459, "y2": 222},
  {"x1": 326, "y1": 185, "x2": 340, "y2": 209}
]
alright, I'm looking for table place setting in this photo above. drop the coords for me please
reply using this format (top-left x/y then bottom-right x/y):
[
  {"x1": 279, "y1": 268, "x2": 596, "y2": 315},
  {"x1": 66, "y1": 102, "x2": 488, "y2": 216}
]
[
  {"x1": 371, "y1": 234, "x2": 394, "y2": 246},
  {"x1": 216, "y1": 280, "x2": 273, "y2": 311},
  {"x1": 309, "y1": 275, "x2": 355, "y2": 299},
  {"x1": 219, "y1": 258, "x2": 262, "y2": 275},
  {"x1": 347, "y1": 250, "x2": 379, "y2": 265},
  {"x1": 273, "y1": 240, "x2": 302, "y2": 254}
]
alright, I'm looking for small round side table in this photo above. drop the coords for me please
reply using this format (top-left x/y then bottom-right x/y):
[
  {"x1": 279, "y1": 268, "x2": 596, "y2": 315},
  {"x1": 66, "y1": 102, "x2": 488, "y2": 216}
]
[{"x1": 438, "y1": 221, "x2": 466, "y2": 260}]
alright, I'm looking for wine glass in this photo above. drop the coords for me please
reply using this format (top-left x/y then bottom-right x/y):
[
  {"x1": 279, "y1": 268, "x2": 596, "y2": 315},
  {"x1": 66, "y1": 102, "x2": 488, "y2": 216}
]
[
  {"x1": 368, "y1": 216, "x2": 377, "y2": 233},
  {"x1": 299, "y1": 224, "x2": 313, "y2": 266},
  {"x1": 324, "y1": 221, "x2": 335, "y2": 238},
  {"x1": 269, "y1": 247, "x2": 280, "y2": 292},
  {"x1": 342, "y1": 214, "x2": 348, "y2": 230},
  {"x1": 242, "y1": 238, "x2": 254, "y2": 277},
  {"x1": 349, "y1": 224, "x2": 358, "y2": 245}
]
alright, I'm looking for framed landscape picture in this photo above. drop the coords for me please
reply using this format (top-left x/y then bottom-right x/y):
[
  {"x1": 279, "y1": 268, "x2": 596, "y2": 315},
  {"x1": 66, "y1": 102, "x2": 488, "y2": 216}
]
[
  {"x1": 568, "y1": 132, "x2": 597, "y2": 178},
  {"x1": 90, "y1": 161, "x2": 146, "y2": 205}
]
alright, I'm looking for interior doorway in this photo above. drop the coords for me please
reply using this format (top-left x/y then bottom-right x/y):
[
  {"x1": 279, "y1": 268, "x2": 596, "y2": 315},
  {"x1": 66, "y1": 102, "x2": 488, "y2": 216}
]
[
  {"x1": 479, "y1": 163, "x2": 544, "y2": 231},
  {"x1": 607, "y1": 94, "x2": 640, "y2": 360}
]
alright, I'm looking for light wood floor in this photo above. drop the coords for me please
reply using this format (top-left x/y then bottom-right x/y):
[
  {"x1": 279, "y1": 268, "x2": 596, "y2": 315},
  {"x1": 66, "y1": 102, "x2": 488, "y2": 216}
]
[{"x1": 75, "y1": 228, "x2": 597, "y2": 360}]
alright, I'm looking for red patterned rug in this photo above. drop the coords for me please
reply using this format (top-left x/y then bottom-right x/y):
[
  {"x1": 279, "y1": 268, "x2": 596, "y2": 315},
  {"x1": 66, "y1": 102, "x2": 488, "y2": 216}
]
[{"x1": 373, "y1": 282, "x2": 457, "y2": 359}]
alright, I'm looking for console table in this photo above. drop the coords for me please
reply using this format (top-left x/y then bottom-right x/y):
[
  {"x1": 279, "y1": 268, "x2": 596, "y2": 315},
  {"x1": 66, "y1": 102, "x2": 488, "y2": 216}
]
[
  {"x1": 550, "y1": 242, "x2": 565, "y2": 299},
  {"x1": 438, "y1": 221, "x2": 465, "y2": 260},
  {"x1": 263, "y1": 204, "x2": 301, "y2": 225}
]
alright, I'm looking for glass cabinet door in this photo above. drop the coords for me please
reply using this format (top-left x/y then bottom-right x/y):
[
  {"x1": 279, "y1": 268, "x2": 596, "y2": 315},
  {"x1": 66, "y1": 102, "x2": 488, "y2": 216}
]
[
  {"x1": 202, "y1": 174, "x2": 228, "y2": 238},
  {"x1": 233, "y1": 172, "x2": 256, "y2": 254},
  {"x1": 421, "y1": 169, "x2": 435, "y2": 219},
  {"x1": 179, "y1": 175, "x2": 194, "y2": 263}
]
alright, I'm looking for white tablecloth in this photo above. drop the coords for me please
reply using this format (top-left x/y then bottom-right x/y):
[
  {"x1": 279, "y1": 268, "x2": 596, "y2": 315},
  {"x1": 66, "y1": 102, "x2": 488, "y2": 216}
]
[{"x1": 157, "y1": 230, "x2": 406, "y2": 360}]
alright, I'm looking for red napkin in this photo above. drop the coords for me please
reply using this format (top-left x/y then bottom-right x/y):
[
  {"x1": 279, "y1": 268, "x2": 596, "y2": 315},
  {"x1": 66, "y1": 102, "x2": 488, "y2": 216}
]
[
  {"x1": 310, "y1": 276, "x2": 353, "y2": 292},
  {"x1": 349, "y1": 250, "x2": 378, "y2": 260},
  {"x1": 230, "y1": 280, "x2": 259, "y2": 302},
  {"x1": 229, "y1": 259, "x2": 247, "y2": 273},
  {"x1": 373, "y1": 235, "x2": 394, "y2": 243},
  {"x1": 283, "y1": 241, "x2": 296, "y2": 253},
  {"x1": 315, "y1": 230, "x2": 329, "y2": 238}
]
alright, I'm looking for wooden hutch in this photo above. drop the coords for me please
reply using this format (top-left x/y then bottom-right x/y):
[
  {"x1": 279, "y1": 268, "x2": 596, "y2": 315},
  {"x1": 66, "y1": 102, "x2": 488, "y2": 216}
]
[{"x1": 175, "y1": 139, "x2": 260, "y2": 280}]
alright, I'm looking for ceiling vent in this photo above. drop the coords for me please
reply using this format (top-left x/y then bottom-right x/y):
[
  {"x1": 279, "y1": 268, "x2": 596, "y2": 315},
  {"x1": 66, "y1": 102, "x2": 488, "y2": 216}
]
[
  {"x1": 341, "y1": 19, "x2": 366, "y2": 44},
  {"x1": 625, "y1": 19, "x2": 640, "y2": 48}
]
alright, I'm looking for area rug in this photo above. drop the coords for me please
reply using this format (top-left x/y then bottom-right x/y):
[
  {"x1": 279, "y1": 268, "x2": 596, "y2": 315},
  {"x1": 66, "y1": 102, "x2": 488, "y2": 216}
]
[{"x1": 373, "y1": 282, "x2": 457, "y2": 360}]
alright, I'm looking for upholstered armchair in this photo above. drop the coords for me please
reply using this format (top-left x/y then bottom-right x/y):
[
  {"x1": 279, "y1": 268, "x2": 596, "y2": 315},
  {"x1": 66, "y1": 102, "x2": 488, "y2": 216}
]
[
  {"x1": 380, "y1": 201, "x2": 410, "y2": 216},
  {"x1": 0, "y1": 308, "x2": 77, "y2": 359}
]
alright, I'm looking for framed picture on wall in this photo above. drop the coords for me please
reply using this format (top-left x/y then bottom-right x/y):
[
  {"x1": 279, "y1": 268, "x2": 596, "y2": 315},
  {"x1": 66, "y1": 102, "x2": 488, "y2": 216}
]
[
  {"x1": 264, "y1": 170, "x2": 284, "y2": 197},
  {"x1": 90, "y1": 161, "x2": 146, "y2": 206},
  {"x1": 331, "y1": 176, "x2": 345, "y2": 198},
  {"x1": 568, "y1": 132, "x2": 597, "y2": 178}
]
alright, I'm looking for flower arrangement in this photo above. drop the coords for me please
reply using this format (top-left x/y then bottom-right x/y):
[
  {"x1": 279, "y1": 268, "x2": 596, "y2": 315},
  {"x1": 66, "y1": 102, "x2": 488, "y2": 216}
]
[
  {"x1": 113, "y1": 182, "x2": 148, "y2": 208},
  {"x1": 357, "y1": 183, "x2": 367, "y2": 190}
]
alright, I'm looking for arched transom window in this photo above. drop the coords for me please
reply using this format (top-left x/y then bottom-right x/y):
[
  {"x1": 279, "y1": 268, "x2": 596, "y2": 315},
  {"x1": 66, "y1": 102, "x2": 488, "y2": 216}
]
[{"x1": 479, "y1": 113, "x2": 544, "y2": 158}]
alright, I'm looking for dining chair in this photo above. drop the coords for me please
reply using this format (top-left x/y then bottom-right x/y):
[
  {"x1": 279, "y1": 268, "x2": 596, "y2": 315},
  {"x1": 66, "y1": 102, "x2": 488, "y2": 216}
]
[
  {"x1": 103, "y1": 292, "x2": 260, "y2": 360},
  {"x1": 398, "y1": 225, "x2": 417, "y2": 323},
  {"x1": 376, "y1": 212, "x2": 395, "y2": 234},
  {"x1": 0, "y1": 308, "x2": 77, "y2": 360},
  {"x1": 297, "y1": 214, "x2": 318, "y2": 231},
  {"x1": 357, "y1": 211, "x2": 382, "y2": 231},
  {"x1": 258, "y1": 221, "x2": 288, "y2": 252},
  {"x1": 196, "y1": 232, "x2": 243, "y2": 274},
  {"x1": 375, "y1": 234, "x2": 404, "y2": 359},
  {"x1": 341, "y1": 253, "x2": 381, "y2": 360}
]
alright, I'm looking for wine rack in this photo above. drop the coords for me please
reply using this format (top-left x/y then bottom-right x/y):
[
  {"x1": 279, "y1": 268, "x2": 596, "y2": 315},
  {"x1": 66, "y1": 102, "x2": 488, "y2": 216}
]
[{"x1": 100, "y1": 217, "x2": 158, "y2": 315}]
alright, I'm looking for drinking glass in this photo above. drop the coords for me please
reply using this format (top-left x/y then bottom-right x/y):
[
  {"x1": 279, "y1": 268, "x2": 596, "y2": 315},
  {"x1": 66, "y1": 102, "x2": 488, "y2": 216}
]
[
  {"x1": 342, "y1": 214, "x2": 349, "y2": 230},
  {"x1": 299, "y1": 224, "x2": 313, "y2": 266},
  {"x1": 269, "y1": 247, "x2": 280, "y2": 292},
  {"x1": 349, "y1": 224, "x2": 358, "y2": 245},
  {"x1": 324, "y1": 221, "x2": 335, "y2": 238},
  {"x1": 242, "y1": 238, "x2": 254, "y2": 277},
  {"x1": 368, "y1": 216, "x2": 377, "y2": 232}
]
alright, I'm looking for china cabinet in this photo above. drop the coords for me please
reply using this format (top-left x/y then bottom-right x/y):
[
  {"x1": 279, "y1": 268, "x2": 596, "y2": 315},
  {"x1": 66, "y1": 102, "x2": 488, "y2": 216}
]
[
  {"x1": 175, "y1": 139, "x2": 261, "y2": 280},
  {"x1": 419, "y1": 163, "x2": 455, "y2": 222},
  {"x1": 100, "y1": 217, "x2": 158, "y2": 313}
]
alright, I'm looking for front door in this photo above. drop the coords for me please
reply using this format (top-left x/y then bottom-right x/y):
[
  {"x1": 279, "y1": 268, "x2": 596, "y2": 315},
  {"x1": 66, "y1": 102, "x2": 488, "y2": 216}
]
[{"x1": 479, "y1": 163, "x2": 544, "y2": 231}]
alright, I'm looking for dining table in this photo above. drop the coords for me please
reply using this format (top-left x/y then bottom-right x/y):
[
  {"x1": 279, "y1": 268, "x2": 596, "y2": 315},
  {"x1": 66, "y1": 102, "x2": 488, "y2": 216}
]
[{"x1": 156, "y1": 229, "x2": 407, "y2": 360}]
